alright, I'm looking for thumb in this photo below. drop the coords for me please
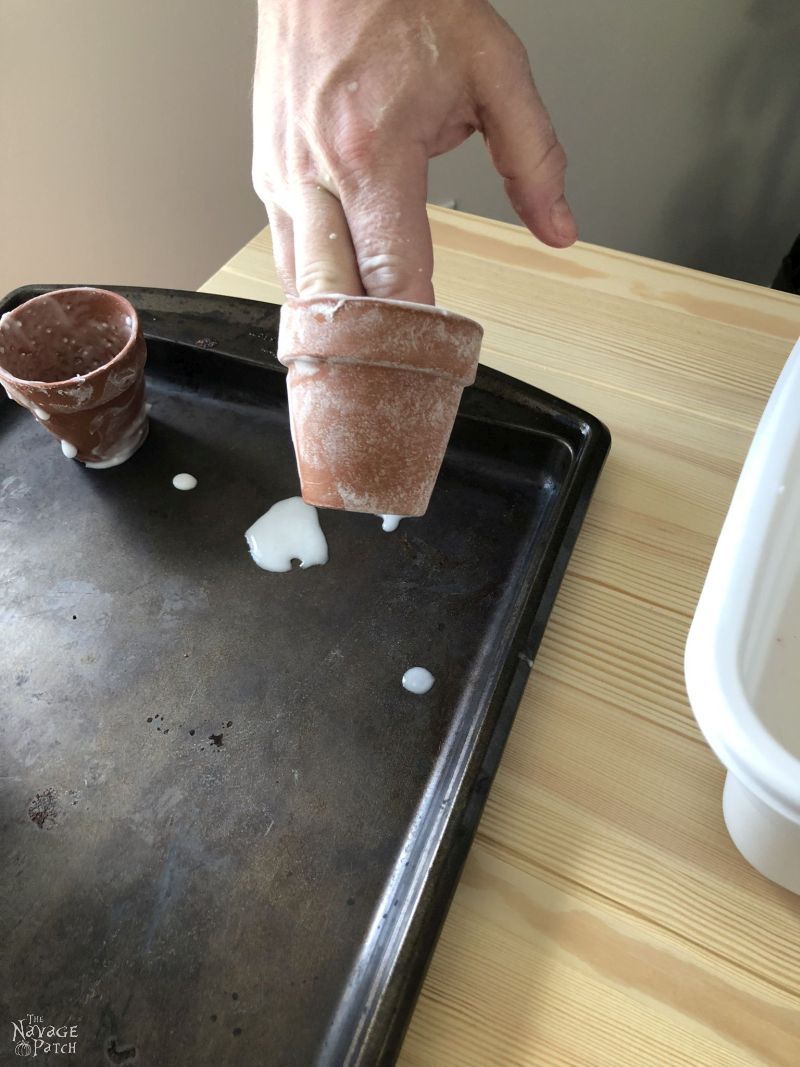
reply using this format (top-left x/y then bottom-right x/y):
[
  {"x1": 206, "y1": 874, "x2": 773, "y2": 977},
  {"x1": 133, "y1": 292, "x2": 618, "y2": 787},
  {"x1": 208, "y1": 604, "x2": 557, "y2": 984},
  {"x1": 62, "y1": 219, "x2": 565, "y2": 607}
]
[{"x1": 477, "y1": 47, "x2": 577, "y2": 248}]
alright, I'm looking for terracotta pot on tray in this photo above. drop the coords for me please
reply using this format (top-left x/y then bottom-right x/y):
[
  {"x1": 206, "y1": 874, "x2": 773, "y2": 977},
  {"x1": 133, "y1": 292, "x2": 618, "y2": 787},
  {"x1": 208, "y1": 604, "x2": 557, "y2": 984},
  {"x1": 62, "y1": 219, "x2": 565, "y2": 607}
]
[
  {"x1": 277, "y1": 294, "x2": 483, "y2": 517},
  {"x1": 0, "y1": 286, "x2": 148, "y2": 468}
]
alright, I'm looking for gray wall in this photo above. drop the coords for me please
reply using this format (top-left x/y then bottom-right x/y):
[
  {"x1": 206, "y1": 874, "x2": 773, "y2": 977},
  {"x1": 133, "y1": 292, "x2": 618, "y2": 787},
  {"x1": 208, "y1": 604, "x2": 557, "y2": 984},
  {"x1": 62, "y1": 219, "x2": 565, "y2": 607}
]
[
  {"x1": 431, "y1": 0, "x2": 800, "y2": 285},
  {"x1": 3, "y1": 0, "x2": 799, "y2": 297}
]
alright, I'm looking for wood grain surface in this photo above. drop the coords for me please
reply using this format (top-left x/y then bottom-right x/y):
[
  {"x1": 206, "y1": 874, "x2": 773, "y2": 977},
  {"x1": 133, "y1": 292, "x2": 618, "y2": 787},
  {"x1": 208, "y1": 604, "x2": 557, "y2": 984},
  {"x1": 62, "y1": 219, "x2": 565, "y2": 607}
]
[{"x1": 201, "y1": 207, "x2": 800, "y2": 1067}]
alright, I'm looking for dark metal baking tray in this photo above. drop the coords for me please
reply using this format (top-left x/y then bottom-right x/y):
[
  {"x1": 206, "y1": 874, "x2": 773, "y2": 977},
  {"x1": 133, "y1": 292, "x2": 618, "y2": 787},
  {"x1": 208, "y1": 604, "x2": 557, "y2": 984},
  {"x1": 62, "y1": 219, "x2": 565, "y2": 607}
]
[{"x1": 0, "y1": 285, "x2": 609, "y2": 1066}]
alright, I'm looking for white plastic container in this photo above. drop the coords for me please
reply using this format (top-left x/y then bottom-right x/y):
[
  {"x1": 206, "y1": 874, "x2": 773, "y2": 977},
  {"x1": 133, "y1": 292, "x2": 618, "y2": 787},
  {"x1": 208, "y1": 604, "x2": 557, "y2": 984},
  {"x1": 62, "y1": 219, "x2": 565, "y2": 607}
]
[{"x1": 685, "y1": 337, "x2": 800, "y2": 894}]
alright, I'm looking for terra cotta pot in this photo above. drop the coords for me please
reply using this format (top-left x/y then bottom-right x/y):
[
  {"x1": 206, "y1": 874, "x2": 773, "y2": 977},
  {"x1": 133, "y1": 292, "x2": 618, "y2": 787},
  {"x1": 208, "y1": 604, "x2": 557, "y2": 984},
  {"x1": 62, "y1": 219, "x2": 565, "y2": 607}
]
[
  {"x1": 0, "y1": 287, "x2": 148, "y2": 468},
  {"x1": 277, "y1": 294, "x2": 483, "y2": 517}
]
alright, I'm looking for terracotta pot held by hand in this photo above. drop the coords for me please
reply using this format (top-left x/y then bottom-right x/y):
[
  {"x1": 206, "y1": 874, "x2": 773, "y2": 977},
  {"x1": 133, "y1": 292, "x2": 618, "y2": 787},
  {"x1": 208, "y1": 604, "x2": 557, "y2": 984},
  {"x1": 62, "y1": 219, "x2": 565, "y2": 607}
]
[{"x1": 278, "y1": 294, "x2": 483, "y2": 517}]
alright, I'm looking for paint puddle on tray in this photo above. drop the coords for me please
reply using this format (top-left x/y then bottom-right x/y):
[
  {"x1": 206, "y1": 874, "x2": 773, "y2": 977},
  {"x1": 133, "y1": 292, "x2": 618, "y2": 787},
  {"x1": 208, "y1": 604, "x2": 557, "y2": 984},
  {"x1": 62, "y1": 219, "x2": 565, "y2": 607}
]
[
  {"x1": 245, "y1": 496, "x2": 329, "y2": 572},
  {"x1": 402, "y1": 667, "x2": 435, "y2": 694}
]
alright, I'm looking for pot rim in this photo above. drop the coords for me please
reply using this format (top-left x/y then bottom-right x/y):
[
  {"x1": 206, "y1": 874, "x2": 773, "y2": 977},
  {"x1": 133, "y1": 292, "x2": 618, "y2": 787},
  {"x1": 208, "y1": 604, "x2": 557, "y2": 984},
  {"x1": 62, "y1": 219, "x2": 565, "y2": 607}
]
[
  {"x1": 283, "y1": 292, "x2": 484, "y2": 332},
  {"x1": 0, "y1": 286, "x2": 141, "y2": 392},
  {"x1": 282, "y1": 350, "x2": 475, "y2": 385},
  {"x1": 279, "y1": 294, "x2": 482, "y2": 385}
]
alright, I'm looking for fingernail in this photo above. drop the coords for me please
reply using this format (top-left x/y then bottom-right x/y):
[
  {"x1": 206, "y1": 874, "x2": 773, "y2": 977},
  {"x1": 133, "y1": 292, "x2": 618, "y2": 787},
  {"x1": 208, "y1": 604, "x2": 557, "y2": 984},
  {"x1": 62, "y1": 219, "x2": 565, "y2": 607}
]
[{"x1": 550, "y1": 196, "x2": 577, "y2": 243}]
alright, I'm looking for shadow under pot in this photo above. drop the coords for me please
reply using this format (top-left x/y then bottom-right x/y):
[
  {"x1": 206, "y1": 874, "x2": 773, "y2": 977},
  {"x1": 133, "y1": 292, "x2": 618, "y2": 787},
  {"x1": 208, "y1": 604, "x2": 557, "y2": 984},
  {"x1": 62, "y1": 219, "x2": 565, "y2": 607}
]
[{"x1": 0, "y1": 286, "x2": 149, "y2": 468}]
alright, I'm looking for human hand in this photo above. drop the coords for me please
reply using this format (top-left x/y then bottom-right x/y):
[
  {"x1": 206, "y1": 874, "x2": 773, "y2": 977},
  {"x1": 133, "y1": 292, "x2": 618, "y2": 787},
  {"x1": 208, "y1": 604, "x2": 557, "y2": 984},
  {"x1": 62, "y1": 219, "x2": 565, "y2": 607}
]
[{"x1": 253, "y1": 0, "x2": 576, "y2": 304}]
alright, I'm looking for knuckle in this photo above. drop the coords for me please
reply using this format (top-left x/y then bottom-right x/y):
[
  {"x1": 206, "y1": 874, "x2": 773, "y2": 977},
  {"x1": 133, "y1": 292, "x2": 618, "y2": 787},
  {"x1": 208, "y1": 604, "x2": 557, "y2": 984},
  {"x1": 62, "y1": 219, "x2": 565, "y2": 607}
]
[
  {"x1": 329, "y1": 130, "x2": 383, "y2": 186},
  {"x1": 488, "y1": 25, "x2": 530, "y2": 72},
  {"x1": 295, "y1": 259, "x2": 342, "y2": 295},
  {"x1": 357, "y1": 252, "x2": 413, "y2": 298},
  {"x1": 251, "y1": 155, "x2": 283, "y2": 206},
  {"x1": 508, "y1": 35, "x2": 530, "y2": 66},
  {"x1": 251, "y1": 169, "x2": 273, "y2": 204},
  {"x1": 276, "y1": 268, "x2": 298, "y2": 297},
  {"x1": 535, "y1": 135, "x2": 567, "y2": 179}
]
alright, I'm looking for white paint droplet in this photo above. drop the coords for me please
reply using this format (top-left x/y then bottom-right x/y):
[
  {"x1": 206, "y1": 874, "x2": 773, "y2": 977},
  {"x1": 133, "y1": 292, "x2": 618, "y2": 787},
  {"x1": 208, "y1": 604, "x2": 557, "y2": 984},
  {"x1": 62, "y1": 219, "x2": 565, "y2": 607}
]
[
  {"x1": 245, "y1": 497, "x2": 328, "y2": 573},
  {"x1": 329, "y1": 232, "x2": 337, "y2": 240},
  {"x1": 379, "y1": 514, "x2": 403, "y2": 532},
  {"x1": 32, "y1": 406, "x2": 50, "y2": 421},
  {"x1": 172, "y1": 473, "x2": 197, "y2": 491},
  {"x1": 402, "y1": 667, "x2": 435, "y2": 695},
  {"x1": 346, "y1": 81, "x2": 359, "y2": 92},
  {"x1": 61, "y1": 440, "x2": 78, "y2": 459}
]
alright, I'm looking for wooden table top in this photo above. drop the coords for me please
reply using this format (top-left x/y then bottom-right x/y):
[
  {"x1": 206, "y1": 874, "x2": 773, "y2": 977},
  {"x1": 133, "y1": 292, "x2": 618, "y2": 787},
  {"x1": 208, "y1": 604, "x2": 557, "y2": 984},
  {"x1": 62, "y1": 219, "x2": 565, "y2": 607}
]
[{"x1": 202, "y1": 207, "x2": 800, "y2": 1067}]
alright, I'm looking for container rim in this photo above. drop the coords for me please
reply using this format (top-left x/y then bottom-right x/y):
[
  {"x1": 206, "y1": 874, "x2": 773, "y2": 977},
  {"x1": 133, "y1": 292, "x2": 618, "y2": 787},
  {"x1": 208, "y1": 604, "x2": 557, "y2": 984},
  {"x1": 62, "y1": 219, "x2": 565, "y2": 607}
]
[{"x1": 685, "y1": 336, "x2": 800, "y2": 822}]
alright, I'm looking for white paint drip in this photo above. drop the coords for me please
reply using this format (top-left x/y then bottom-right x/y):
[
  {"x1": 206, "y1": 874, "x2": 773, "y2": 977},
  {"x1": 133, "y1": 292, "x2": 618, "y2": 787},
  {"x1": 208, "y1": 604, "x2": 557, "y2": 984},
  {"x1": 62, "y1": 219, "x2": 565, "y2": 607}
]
[
  {"x1": 84, "y1": 404, "x2": 149, "y2": 469},
  {"x1": 420, "y1": 16, "x2": 439, "y2": 62},
  {"x1": 61, "y1": 440, "x2": 78, "y2": 459},
  {"x1": 172, "y1": 473, "x2": 197, "y2": 491},
  {"x1": 402, "y1": 667, "x2": 435, "y2": 694},
  {"x1": 292, "y1": 358, "x2": 321, "y2": 378},
  {"x1": 84, "y1": 432, "x2": 145, "y2": 469},
  {"x1": 245, "y1": 497, "x2": 328, "y2": 573},
  {"x1": 320, "y1": 297, "x2": 347, "y2": 322},
  {"x1": 32, "y1": 406, "x2": 50, "y2": 421},
  {"x1": 380, "y1": 514, "x2": 403, "y2": 532}
]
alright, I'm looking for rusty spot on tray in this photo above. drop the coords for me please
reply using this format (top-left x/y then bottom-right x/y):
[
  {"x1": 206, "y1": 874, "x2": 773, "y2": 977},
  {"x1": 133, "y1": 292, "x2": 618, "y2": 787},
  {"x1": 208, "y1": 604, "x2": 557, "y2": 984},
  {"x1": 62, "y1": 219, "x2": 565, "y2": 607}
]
[
  {"x1": 106, "y1": 1036, "x2": 137, "y2": 1063},
  {"x1": 28, "y1": 788, "x2": 58, "y2": 829}
]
